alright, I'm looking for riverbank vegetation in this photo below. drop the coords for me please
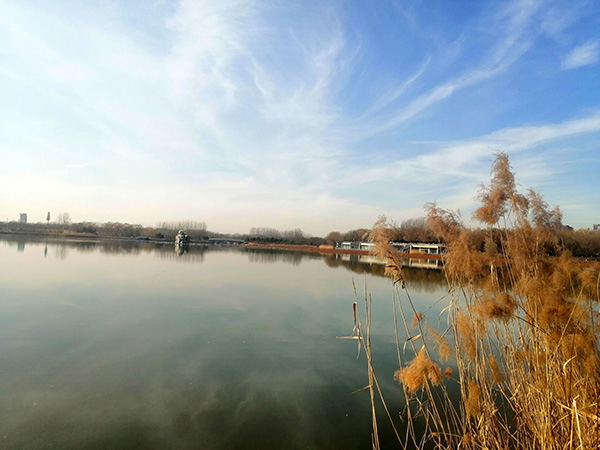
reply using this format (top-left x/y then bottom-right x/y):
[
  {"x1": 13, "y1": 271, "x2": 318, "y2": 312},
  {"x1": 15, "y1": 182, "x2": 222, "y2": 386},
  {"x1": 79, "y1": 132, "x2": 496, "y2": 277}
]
[
  {"x1": 364, "y1": 152, "x2": 599, "y2": 449},
  {"x1": 2, "y1": 184, "x2": 599, "y2": 255},
  {"x1": 0, "y1": 220, "x2": 323, "y2": 245}
]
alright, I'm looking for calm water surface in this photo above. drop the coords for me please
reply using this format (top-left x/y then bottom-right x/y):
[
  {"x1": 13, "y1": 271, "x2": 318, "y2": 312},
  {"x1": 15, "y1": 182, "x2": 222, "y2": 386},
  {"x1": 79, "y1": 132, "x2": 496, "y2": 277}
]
[{"x1": 0, "y1": 237, "x2": 448, "y2": 449}]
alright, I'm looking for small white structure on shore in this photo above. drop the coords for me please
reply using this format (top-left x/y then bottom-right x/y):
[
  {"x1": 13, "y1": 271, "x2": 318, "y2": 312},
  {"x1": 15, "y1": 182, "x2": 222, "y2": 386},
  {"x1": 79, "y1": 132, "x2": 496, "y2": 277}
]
[
  {"x1": 337, "y1": 241, "x2": 445, "y2": 254},
  {"x1": 409, "y1": 243, "x2": 445, "y2": 255}
]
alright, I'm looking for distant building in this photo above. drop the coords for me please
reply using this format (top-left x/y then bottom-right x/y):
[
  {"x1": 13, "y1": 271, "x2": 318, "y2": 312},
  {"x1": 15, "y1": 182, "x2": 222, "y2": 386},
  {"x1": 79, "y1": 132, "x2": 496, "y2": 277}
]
[
  {"x1": 391, "y1": 242, "x2": 411, "y2": 253},
  {"x1": 359, "y1": 242, "x2": 375, "y2": 251},
  {"x1": 593, "y1": 224, "x2": 600, "y2": 231},
  {"x1": 409, "y1": 243, "x2": 445, "y2": 255},
  {"x1": 19, "y1": 213, "x2": 27, "y2": 224},
  {"x1": 337, "y1": 241, "x2": 445, "y2": 255}
]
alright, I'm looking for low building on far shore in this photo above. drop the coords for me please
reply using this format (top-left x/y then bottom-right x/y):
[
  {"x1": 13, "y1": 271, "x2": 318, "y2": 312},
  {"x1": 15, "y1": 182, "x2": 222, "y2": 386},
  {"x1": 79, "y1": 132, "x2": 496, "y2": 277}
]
[
  {"x1": 409, "y1": 243, "x2": 445, "y2": 255},
  {"x1": 337, "y1": 241, "x2": 445, "y2": 254},
  {"x1": 359, "y1": 242, "x2": 375, "y2": 251},
  {"x1": 339, "y1": 241, "x2": 360, "y2": 250}
]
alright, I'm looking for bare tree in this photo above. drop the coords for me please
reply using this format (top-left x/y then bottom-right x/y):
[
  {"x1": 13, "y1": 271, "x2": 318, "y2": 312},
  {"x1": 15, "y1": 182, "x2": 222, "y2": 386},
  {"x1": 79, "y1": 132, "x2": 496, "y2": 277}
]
[
  {"x1": 158, "y1": 221, "x2": 207, "y2": 232},
  {"x1": 56, "y1": 212, "x2": 72, "y2": 229},
  {"x1": 325, "y1": 231, "x2": 342, "y2": 246}
]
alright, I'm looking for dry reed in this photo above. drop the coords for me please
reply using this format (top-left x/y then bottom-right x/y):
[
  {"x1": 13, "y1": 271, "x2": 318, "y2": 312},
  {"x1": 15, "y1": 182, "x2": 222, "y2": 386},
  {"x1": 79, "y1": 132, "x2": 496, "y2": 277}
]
[
  {"x1": 394, "y1": 348, "x2": 443, "y2": 393},
  {"x1": 357, "y1": 152, "x2": 600, "y2": 450}
]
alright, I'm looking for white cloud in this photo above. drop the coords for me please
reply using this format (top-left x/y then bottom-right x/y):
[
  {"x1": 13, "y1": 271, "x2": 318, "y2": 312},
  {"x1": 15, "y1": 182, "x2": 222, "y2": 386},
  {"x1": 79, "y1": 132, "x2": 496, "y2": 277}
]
[
  {"x1": 360, "y1": 0, "x2": 540, "y2": 136},
  {"x1": 539, "y1": 6, "x2": 578, "y2": 39},
  {"x1": 1, "y1": 0, "x2": 598, "y2": 233},
  {"x1": 359, "y1": 56, "x2": 430, "y2": 119},
  {"x1": 165, "y1": 0, "x2": 252, "y2": 110},
  {"x1": 335, "y1": 111, "x2": 600, "y2": 217},
  {"x1": 160, "y1": 0, "x2": 352, "y2": 198},
  {"x1": 562, "y1": 40, "x2": 600, "y2": 69}
]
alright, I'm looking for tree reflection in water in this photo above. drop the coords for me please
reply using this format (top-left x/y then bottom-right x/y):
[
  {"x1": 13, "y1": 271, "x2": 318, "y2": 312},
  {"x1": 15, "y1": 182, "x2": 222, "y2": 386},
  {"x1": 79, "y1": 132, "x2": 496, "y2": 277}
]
[
  {"x1": 1, "y1": 235, "x2": 446, "y2": 291},
  {"x1": 324, "y1": 254, "x2": 447, "y2": 292}
]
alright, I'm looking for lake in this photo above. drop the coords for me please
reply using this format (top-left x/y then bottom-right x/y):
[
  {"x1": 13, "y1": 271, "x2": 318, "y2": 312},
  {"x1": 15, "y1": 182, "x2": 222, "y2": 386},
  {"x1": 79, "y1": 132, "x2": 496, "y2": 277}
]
[{"x1": 0, "y1": 236, "x2": 448, "y2": 449}]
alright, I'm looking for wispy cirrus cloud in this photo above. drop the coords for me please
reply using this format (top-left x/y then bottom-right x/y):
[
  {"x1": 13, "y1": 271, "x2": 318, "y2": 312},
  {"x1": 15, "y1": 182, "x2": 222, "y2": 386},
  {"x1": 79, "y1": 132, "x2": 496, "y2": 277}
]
[
  {"x1": 0, "y1": 0, "x2": 598, "y2": 232},
  {"x1": 562, "y1": 40, "x2": 600, "y2": 69},
  {"x1": 163, "y1": 0, "x2": 351, "y2": 191},
  {"x1": 358, "y1": 0, "x2": 542, "y2": 136},
  {"x1": 371, "y1": 112, "x2": 600, "y2": 180},
  {"x1": 336, "y1": 111, "x2": 600, "y2": 217}
]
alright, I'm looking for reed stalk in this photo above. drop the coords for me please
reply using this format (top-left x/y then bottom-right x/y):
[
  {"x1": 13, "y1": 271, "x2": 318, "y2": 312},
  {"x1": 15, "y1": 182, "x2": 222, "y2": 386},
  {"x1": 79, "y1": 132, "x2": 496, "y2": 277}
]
[{"x1": 358, "y1": 152, "x2": 600, "y2": 449}]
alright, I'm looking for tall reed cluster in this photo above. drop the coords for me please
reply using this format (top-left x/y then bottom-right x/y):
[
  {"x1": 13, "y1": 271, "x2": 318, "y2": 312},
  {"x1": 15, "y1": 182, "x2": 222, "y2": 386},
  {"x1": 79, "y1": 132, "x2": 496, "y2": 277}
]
[{"x1": 369, "y1": 153, "x2": 599, "y2": 449}]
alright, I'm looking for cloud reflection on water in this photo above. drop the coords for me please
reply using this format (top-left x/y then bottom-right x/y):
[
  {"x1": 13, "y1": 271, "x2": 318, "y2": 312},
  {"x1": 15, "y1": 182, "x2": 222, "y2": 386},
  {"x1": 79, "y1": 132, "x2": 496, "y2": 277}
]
[
  {"x1": 0, "y1": 236, "x2": 449, "y2": 449},
  {"x1": 1, "y1": 236, "x2": 446, "y2": 293}
]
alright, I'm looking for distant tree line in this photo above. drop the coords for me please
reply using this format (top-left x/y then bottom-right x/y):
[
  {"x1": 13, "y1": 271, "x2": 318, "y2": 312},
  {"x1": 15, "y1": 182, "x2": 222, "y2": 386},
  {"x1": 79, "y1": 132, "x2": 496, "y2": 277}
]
[
  {"x1": 246, "y1": 227, "x2": 321, "y2": 245},
  {"x1": 156, "y1": 221, "x2": 207, "y2": 232},
  {"x1": 324, "y1": 217, "x2": 437, "y2": 246},
  {"x1": 323, "y1": 216, "x2": 600, "y2": 259},
  {"x1": 2, "y1": 213, "x2": 599, "y2": 257},
  {"x1": 0, "y1": 217, "x2": 322, "y2": 245},
  {"x1": 324, "y1": 228, "x2": 370, "y2": 246},
  {"x1": 0, "y1": 219, "x2": 145, "y2": 238},
  {"x1": 559, "y1": 229, "x2": 600, "y2": 258}
]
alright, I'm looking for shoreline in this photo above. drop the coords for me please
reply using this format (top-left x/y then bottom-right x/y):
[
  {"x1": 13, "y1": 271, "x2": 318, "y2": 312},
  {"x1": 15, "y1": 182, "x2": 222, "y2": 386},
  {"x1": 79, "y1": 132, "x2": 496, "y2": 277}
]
[
  {"x1": 244, "y1": 242, "x2": 443, "y2": 260},
  {"x1": 2, "y1": 231, "x2": 598, "y2": 268},
  {"x1": 0, "y1": 231, "x2": 441, "y2": 259}
]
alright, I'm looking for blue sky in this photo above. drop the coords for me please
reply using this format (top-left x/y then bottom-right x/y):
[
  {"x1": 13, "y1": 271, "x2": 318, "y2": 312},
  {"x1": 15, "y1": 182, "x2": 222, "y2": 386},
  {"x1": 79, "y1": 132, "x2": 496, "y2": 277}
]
[{"x1": 1, "y1": 0, "x2": 599, "y2": 235}]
